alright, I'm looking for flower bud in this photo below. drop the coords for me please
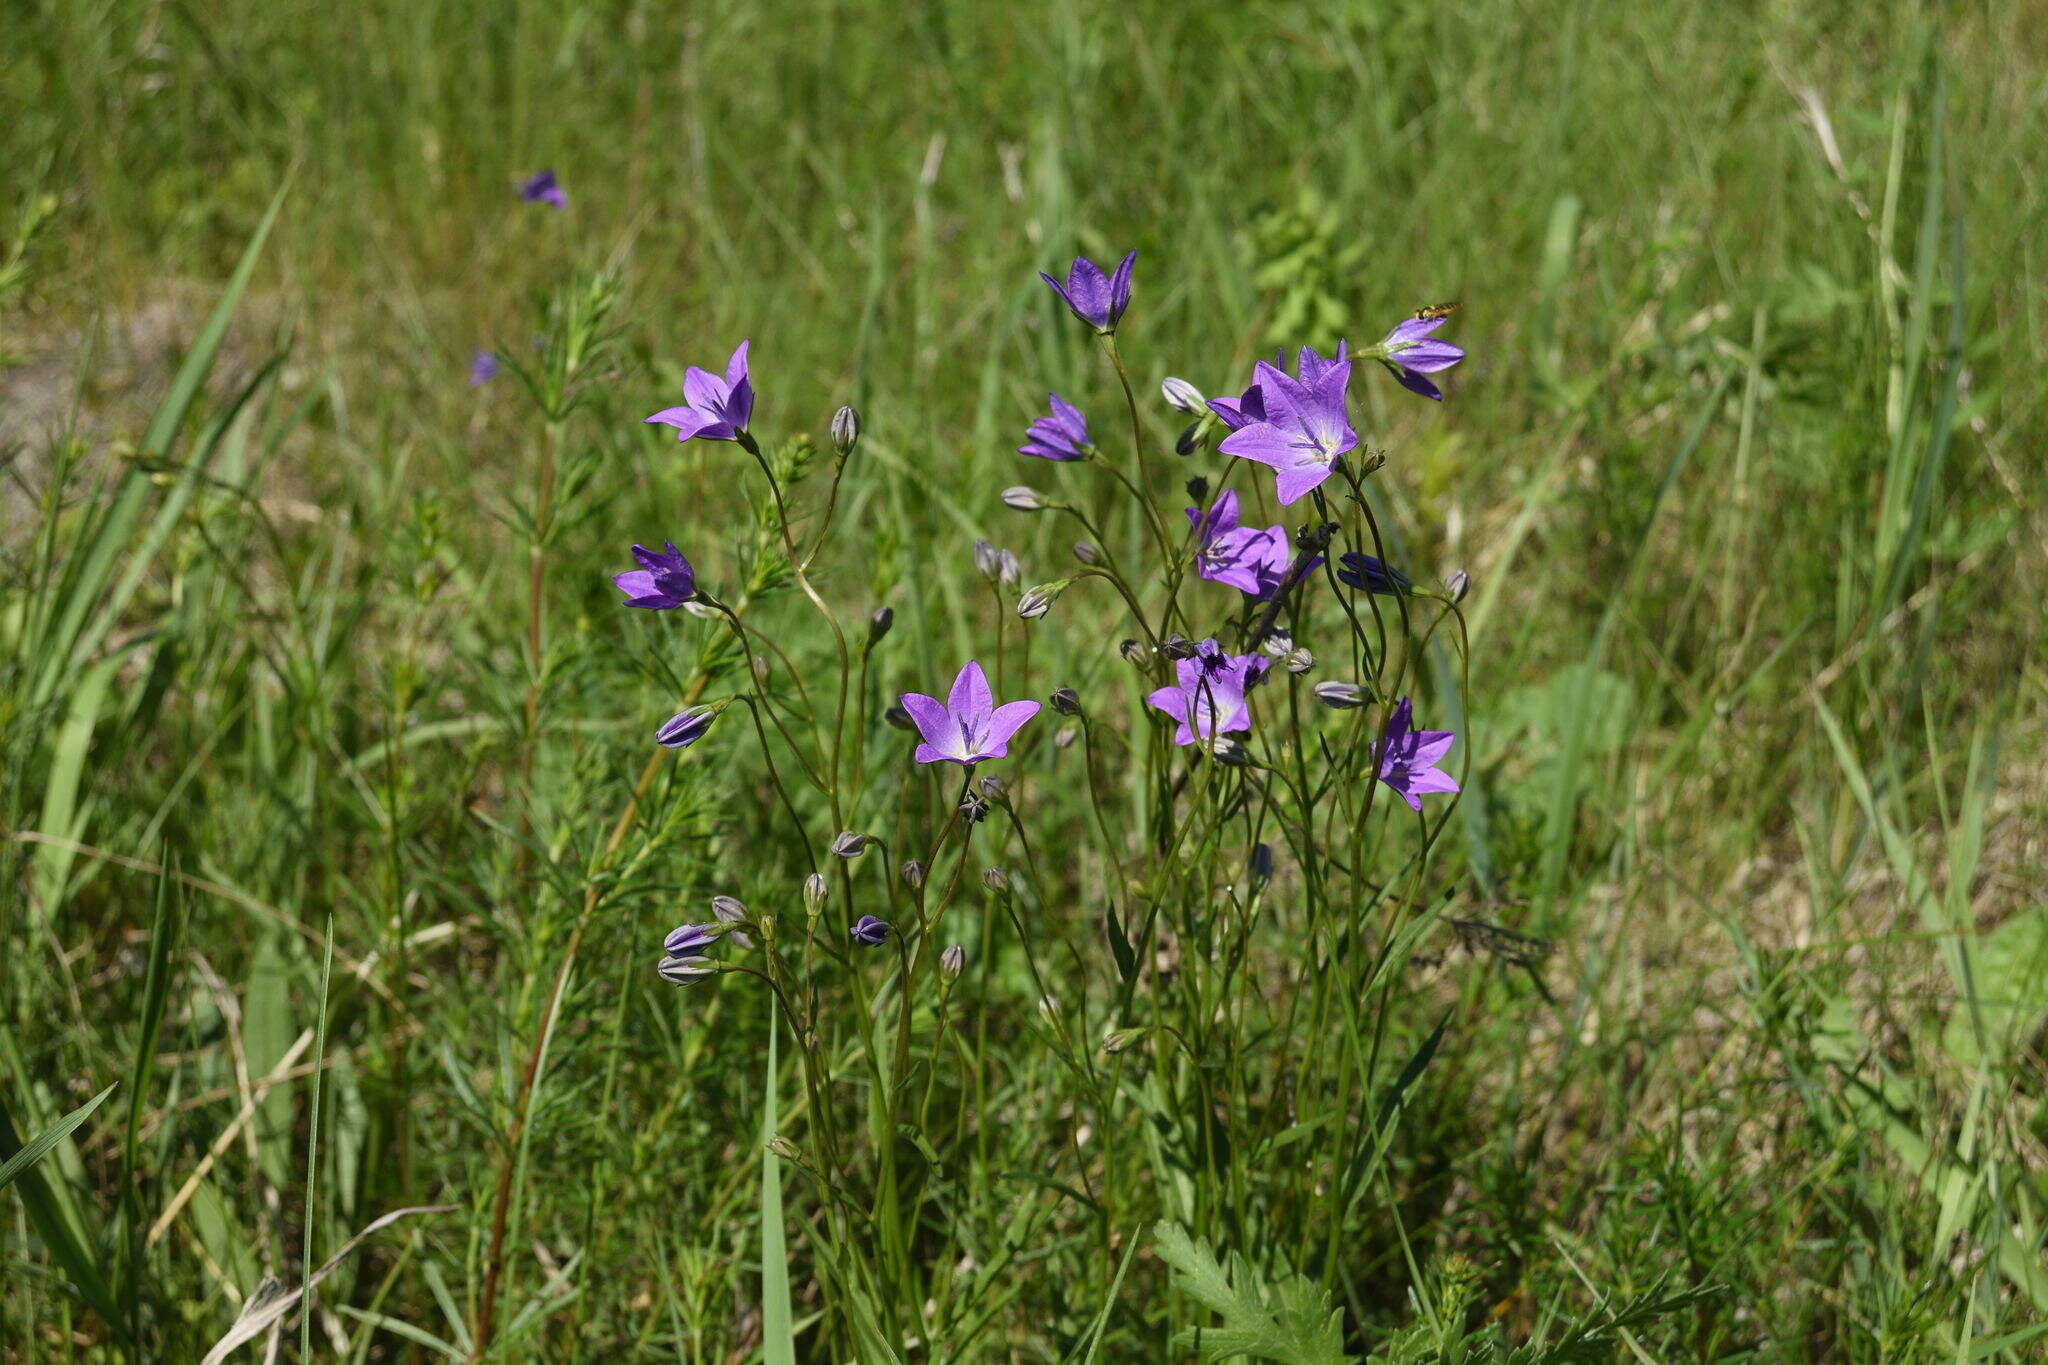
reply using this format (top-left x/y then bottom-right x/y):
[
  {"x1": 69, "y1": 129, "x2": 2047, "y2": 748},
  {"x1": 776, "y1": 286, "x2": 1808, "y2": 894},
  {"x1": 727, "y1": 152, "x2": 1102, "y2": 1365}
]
[
  {"x1": 982, "y1": 866, "x2": 1011, "y2": 894},
  {"x1": 884, "y1": 702, "x2": 915, "y2": 731},
  {"x1": 869, "y1": 606, "x2": 894, "y2": 643},
  {"x1": 657, "y1": 955, "x2": 716, "y2": 987},
  {"x1": 1049, "y1": 686, "x2": 1081, "y2": 716},
  {"x1": 1314, "y1": 680, "x2": 1367, "y2": 709},
  {"x1": 851, "y1": 914, "x2": 892, "y2": 947},
  {"x1": 1017, "y1": 579, "x2": 1072, "y2": 620},
  {"x1": 1072, "y1": 540, "x2": 1100, "y2": 566},
  {"x1": 900, "y1": 859, "x2": 926, "y2": 889},
  {"x1": 1184, "y1": 476, "x2": 1208, "y2": 502},
  {"x1": 664, "y1": 924, "x2": 717, "y2": 956},
  {"x1": 972, "y1": 539, "x2": 1000, "y2": 580},
  {"x1": 831, "y1": 405, "x2": 860, "y2": 457},
  {"x1": 766, "y1": 1134, "x2": 804, "y2": 1162},
  {"x1": 1175, "y1": 422, "x2": 1203, "y2": 456},
  {"x1": 1119, "y1": 639, "x2": 1148, "y2": 666},
  {"x1": 1210, "y1": 737, "x2": 1251, "y2": 766},
  {"x1": 1103, "y1": 1026, "x2": 1148, "y2": 1055},
  {"x1": 977, "y1": 774, "x2": 1006, "y2": 800},
  {"x1": 803, "y1": 872, "x2": 828, "y2": 914},
  {"x1": 1261, "y1": 630, "x2": 1296, "y2": 657},
  {"x1": 831, "y1": 830, "x2": 870, "y2": 859},
  {"x1": 752, "y1": 655, "x2": 772, "y2": 681},
  {"x1": 710, "y1": 895, "x2": 747, "y2": 923},
  {"x1": 997, "y1": 549, "x2": 1021, "y2": 588},
  {"x1": 1250, "y1": 842, "x2": 1274, "y2": 888},
  {"x1": 1161, "y1": 376, "x2": 1206, "y2": 413},
  {"x1": 1281, "y1": 647, "x2": 1315, "y2": 674},
  {"x1": 1002, "y1": 486, "x2": 1047, "y2": 512},
  {"x1": 1445, "y1": 569, "x2": 1470, "y2": 603},
  {"x1": 1054, "y1": 724, "x2": 1079, "y2": 750},
  {"x1": 1160, "y1": 635, "x2": 1195, "y2": 660},
  {"x1": 1036, "y1": 994, "x2": 1061, "y2": 1023},
  {"x1": 940, "y1": 944, "x2": 966, "y2": 980},
  {"x1": 958, "y1": 794, "x2": 990, "y2": 824}
]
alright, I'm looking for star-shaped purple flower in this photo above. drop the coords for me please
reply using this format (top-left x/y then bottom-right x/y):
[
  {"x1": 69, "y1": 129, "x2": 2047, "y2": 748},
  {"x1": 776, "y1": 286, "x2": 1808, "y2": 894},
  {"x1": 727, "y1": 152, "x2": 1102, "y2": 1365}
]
[
  {"x1": 1146, "y1": 644, "x2": 1269, "y2": 748},
  {"x1": 1186, "y1": 490, "x2": 1295, "y2": 600},
  {"x1": 1040, "y1": 250, "x2": 1136, "y2": 332},
  {"x1": 1376, "y1": 315, "x2": 1464, "y2": 401},
  {"x1": 1217, "y1": 346, "x2": 1358, "y2": 506},
  {"x1": 1020, "y1": 393, "x2": 1092, "y2": 461},
  {"x1": 851, "y1": 915, "x2": 892, "y2": 947},
  {"x1": 469, "y1": 350, "x2": 500, "y2": 386},
  {"x1": 519, "y1": 169, "x2": 566, "y2": 209},
  {"x1": 900, "y1": 661, "x2": 1041, "y2": 766},
  {"x1": 613, "y1": 541, "x2": 697, "y2": 609},
  {"x1": 644, "y1": 341, "x2": 754, "y2": 444},
  {"x1": 1376, "y1": 697, "x2": 1460, "y2": 811}
]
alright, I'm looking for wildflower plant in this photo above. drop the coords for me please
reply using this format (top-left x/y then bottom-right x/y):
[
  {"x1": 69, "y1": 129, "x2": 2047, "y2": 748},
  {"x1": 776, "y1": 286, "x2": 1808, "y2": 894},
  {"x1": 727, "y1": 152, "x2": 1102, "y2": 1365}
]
[{"x1": 476, "y1": 245, "x2": 1476, "y2": 1358}]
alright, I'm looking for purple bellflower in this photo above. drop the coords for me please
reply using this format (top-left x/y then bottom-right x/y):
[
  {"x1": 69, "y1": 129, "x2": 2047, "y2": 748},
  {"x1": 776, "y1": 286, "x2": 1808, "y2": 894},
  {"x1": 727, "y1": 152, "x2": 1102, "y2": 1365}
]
[
  {"x1": 1147, "y1": 644, "x2": 1269, "y2": 749},
  {"x1": 1187, "y1": 490, "x2": 1313, "y2": 600},
  {"x1": 1375, "y1": 314, "x2": 1464, "y2": 401},
  {"x1": 469, "y1": 350, "x2": 500, "y2": 386},
  {"x1": 1020, "y1": 394, "x2": 1093, "y2": 461},
  {"x1": 900, "y1": 660, "x2": 1041, "y2": 766},
  {"x1": 851, "y1": 915, "x2": 892, "y2": 947},
  {"x1": 519, "y1": 169, "x2": 566, "y2": 209},
  {"x1": 1040, "y1": 250, "x2": 1136, "y2": 332},
  {"x1": 1335, "y1": 552, "x2": 1412, "y2": 596},
  {"x1": 656, "y1": 707, "x2": 715, "y2": 749},
  {"x1": 644, "y1": 340, "x2": 754, "y2": 444},
  {"x1": 1375, "y1": 697, "x2": 1461, "y2": 811},
  {"x1": 1218, "y1": 345, "x2": 1358, "y2": 506},
  {"x1": 613, "y1": 542, "x2": 697, "y2": 609}
]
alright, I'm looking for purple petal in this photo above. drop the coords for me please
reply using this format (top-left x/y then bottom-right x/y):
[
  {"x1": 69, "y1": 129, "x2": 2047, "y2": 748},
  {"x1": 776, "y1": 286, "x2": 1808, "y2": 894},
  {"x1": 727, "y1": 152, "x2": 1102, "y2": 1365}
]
[
  {"x1": 1384, "y1": 316, "x2": 1446, "y2": 346},
  {"x1": 1107, "y1": 250, "x2": 1136, "y2": 324},
  {"x1": 1388, "y1": 364, "x2": 1444, "y2": 401},
  {"x1": 1407, "y1": 768, "x2": 1462, "y2": 797},
  {"x1": 980, "y1": 700, "x2": 1041, "y2": 754},
  {"x1": 1273, "y1": 464, "x2": 1334, "y2": 506},
  {"x1": 1146, "y1": 686, "x2": 1190, "y2": 722},
  {"x1": 1396, "y1": 339, "x2": 1464, "y2": 374},
  {"x1": 948, "y1": 661, "x2": 994, "y2": 728},
  {"x1": 724, "y1": 339, "x2": 751, "y2": 389},
  {"x1": 1218, "y1": 423, "x2": 1302, "y2": 472},
  {"x1": 682, "y1": 366, "x2": 728, "y2": 413},
  {"x1": 614, "y1": 569, "x2": 659, "y2": 602},
  {"x1": 1408, "y1": 730, "x2": 1457, "y2": 769},
  {"x1": 899, "y1": 692, "x2": 954, "y2": 751}
]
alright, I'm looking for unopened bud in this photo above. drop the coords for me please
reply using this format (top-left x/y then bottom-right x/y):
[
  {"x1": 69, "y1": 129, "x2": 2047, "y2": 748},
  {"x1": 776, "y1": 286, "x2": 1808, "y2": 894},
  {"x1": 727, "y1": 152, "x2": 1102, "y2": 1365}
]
[
  {"x1": 1445, "y1": 569, "x2": 1470, "y2": 603},
  {"x1": 900, "y1": 859, "x2": 926, "y2": 889},
  {"x1": 1250, "y1": 843, "x2": 1274, "y2": 888},
  {"x1": 1072, "y1": 540, "x2": 1100, "y2": 566},
  {"x1": 972, "y1": 539, "x2": 1000, "y2": 579},
  {"x1": 831, "y1": 830, "x2": 870, "y2": 859},
  {"x1": 1161, "y1": 376, "x2": 1206, "y2": 413},
  {"x1": 1314, "y1": 680, "x2": 1367, "y2": 709},
  {"x1": 1261, "y1": 631, "x2": 1295, "y2": 657},
  {"x1": 982, "y1": 866, "x2": 1011, "y2": 894},
  {"x1": 977, "y1": 774, "x2": 1006, "y2": 800},
  {"x1": 803, "y1": 872, "x2": 828, "y2": 914},
  {"x1": 711, "y1": 894, "x2": 753, "y2": 948},
  {"x1": 958, "y1": 794, "x2": 990, "y2": 824},
  {"x1": 752, "y1": 655, "x2": 772, "y2": 681},
  {"x1": 1054, "y1": 724, "x2": 1079, "y2": 749},
  {"x1": 1175, "y1": 422, "x2": 1204, "y2": 456},
  {"x1": 1160, "y1": 635, "x2": 1195, "y2": 660},
  {"x1": 1119, "y1": 639, "x2": 1148, "y2": 665},
  {"x1": 869, "y1": 606, "x2": 894, "y2": 643},
  {"x1": 884, "y1": 702, "x2": 915, "y2": 731},
  {"x1": 831, "y1": 405, "x2": 860, "y2": 457},
  {"x1": 1103, "y1": 1026, "x2": 1148, "y2": 1055},
  {"x1": 997, "y1": 549, "x2": 1021, "y2": 588},
  {"x1": 1001, "y1": 486, "x2": 1046, "y2": 512},
  {"x1": 1184, "y1": 476, "x2": 1208, "y2": 502},
  {"x1": 1210, "y1": 737, "x2": 1251, "y2": 766},
  {"x1": 766, "y1": 1134, "x2": 804, "y2": 1162},
  {"x1": 1281, "y1": 647, "x2": 1315, "y2": 674},
  {"x1": 940, "y1": 944, "x2": 966, "y2": 979},
  {"x1": 1037, "y1": 994, "x2": 1061, "y2": 1023},
  {"x1": 1050, "y1": 686, "x2": 1081, "y2": 716},
  {"x1": 1017, "y1": 579, "x2": 1072, "y2": 620}
]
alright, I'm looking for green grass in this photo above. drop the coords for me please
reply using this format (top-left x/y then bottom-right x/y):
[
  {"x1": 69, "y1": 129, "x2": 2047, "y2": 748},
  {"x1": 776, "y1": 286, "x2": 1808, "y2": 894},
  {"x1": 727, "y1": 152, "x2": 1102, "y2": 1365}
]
[{"x1": 4, "y1": 0, "x2": 2046, "y2": 1358}]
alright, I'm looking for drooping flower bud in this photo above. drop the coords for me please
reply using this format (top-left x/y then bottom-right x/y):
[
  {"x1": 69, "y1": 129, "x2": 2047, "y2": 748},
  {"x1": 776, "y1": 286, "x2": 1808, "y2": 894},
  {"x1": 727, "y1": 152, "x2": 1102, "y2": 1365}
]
[
  {"x1": 977, "y1": 774, "x2": 1006, "y2": 800},
  {"x1": 710, "y1": 895, "x2": 752, "y2": 948},
  {"x1": 1184, "y1": 476, "x2": 1208, "y2": 502},
  {"x1": 1175, "y1": 422, "x2": 1203, "y2": 456},
  {"x1": 869, "y1": 606, "x2": 895, "y2": 643},
  {"x1": 831, "y1": 830, "x2": 870, "y2": 859},
  {"x1": 851, "y1": 914, "x2": 892, "y2": 947},
  {"x1": 664, "y1": 924, "x2": 718, "y2": 956},
  {"x1": 655, "y1": 707, "x2": 716, "y2": 750},
  {"x1": 1002, "y1": 486, "x2": 1047, "y2": 512},
  {"x1": 657, "y1": 955, "x2": 715, "y2": 987},
  {"x1": 940, "y1": 944, "x2": 966, "y2": 979},
  {"x1": 1314, "y1": 680, "x2": 1367, "y2": 709},
  {"x1": 900, "y1": 859, "x2": 926, "y2": 889},
  {"x1": 1445, "y1": 569, "x2": 1470, "y2": 603},
  {"x1": 884, "y1": 703, "x2": 915, "y2": 731},
  {"x1": 1072, "y1": 540, "x2": 1100, "y2": 566},
  {"x1": 831, "y1": 405, "x2": 861, "y2": 457},
  {"x1": 766, "y1": 1134, "x2": 804, "y2": 1163},
  {"x1": 1017, "y1": 579, "x2": 1072, "y2": 620},
  {"x1": 1050, "y1": 686, "x2": 1081, "y2": 716},
  {"x1": 1119, "y1": 639, "x2": 1148, "y2": 666},
  {"x1": 1103, "y1": 1026, "x2": 1148, "y2": 1055},
  {"x1": 982, "y1": 866, "x2": 1011, "y2": 894},
  {"x1": 1161, "y1": 376, "x2": 1206, "y2": 414}
]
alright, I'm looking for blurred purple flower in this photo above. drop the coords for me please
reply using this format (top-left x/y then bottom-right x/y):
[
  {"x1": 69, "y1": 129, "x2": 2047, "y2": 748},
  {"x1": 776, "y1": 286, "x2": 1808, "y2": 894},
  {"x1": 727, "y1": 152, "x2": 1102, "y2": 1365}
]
[
  {"x1": 656, "y1": 707, "x2": 715, "y2": 749},
  {"x1": 469, "y1": 350, "x2": 500, "y2": 386},
  {"x1": 1147, "y1": 645, "x2": 1268, "y2": 748},
  {"x1": 1335, "y1": 552, "x2": 1411, "y2": 596},
  {"x1": 1376, "y1": 314, "x2": 1464, "y2": 401},
  {"x1": 1020, "y1": 393, "x2": 1092, "y2": 461},
  {"x1": 851, "y1": 915, "x2": 892, "y2": 947},
  {"x1": 613, "y1": 541, "x2": 697, "y2": 609},
  {"x1": 1218, "y1": 346, "x2": 1358, "y2": 506},
  {"x1": 900, "y1": 660, "x2": 1040, "y2": 766},
  {"x1": 1040, "y1": 250, "x2": 1136, "y2": 332},
  {"x1": 1376, "y1": 697, "x2": 1460, "y2": 811},
  {"x1": 519, "y1": 169, "x2": 566, "y2": 209},
  {"x1": 644, "y1": 340, "x2": 754, "y2": 444}
]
